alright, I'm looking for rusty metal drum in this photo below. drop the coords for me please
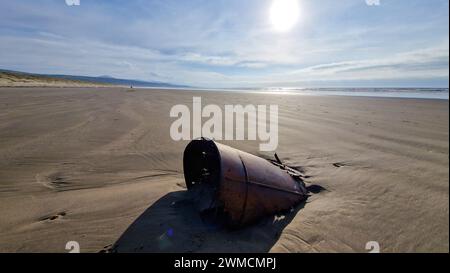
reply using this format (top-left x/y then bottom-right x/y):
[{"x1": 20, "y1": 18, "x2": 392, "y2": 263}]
[{"x1": 183, "y1": 138, "x2": 308, "y2": 226}]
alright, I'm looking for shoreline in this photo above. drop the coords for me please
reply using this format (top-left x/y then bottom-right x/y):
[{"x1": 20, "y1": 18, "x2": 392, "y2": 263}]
[{"x1": 1, "y1": 86, "x2": 448, "y2": 100}]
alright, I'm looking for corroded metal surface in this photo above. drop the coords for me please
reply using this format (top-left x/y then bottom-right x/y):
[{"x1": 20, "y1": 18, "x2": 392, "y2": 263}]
[{"x1": 183, "y1": 138, "x2": 308, "y2": 226}]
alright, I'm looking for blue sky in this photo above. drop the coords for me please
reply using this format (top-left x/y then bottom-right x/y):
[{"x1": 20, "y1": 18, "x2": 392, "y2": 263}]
[{"x1": 0, "y1": 0, "x2": 448, "y2": 88}]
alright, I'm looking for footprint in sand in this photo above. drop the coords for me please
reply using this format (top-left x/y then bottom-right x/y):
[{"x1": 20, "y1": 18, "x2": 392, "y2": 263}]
[
  {"x1": 332, "y1": 162, "x2": 350, "y2": 168},
  {"x1": 39, "y1": 211, "x2": 66, "y2": 221},
  {"x1": 36, "y1": 171, "x2": 71, "y2": 190},
  {"x1": 98, "y1": 244, "x2": 114, "y2": 253}
]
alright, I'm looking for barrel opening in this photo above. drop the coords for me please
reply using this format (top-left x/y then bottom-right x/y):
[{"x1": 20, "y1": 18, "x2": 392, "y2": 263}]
[{"x1": 183, "y1": 139, "x2": 222, "y2": 212}]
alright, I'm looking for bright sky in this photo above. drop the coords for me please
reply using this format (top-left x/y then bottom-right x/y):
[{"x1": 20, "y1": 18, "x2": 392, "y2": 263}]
[{"x1": 0, "y1": 0, "x2": 448, "y2": 88}]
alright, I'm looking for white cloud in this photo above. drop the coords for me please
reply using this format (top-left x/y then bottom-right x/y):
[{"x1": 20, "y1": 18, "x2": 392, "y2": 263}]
[
  {"x1": 0, "y1": 0, "x2": 448, "y2": 87},
  {"x1": 287, "y1": 44, "x2": 449, "y2": 80}
]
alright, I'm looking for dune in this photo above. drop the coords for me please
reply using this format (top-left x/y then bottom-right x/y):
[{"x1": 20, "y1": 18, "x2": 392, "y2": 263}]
[
  {"x1": 0, "y1": 71, "x2": 110, "y2": 88},
  {"x1": 0, "y1": 87, "x2": 448, "y2": 253}
]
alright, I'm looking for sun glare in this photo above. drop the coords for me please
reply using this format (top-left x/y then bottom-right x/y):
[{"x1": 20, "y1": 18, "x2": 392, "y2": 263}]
[{"x1": 270, "y1": 0, "x2": 300, "y2": 32}]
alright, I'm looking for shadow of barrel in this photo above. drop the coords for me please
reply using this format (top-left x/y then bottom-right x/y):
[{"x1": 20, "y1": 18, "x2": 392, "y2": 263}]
[{"x1": 111, "y1": 190, "x2": 306, "y2": 253}]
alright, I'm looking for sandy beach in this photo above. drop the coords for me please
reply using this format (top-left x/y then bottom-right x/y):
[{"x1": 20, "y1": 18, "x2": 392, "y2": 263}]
[{"x1": 0, "y1": 87, "x2": 448, "y2": 253}]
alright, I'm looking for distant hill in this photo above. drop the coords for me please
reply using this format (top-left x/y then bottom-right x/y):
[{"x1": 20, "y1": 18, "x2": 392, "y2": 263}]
[
  {"x1": 47, "y1": 74, "x2": 188, "y2": 88},
  {"x1": 0, "y1": 69, "x2": 189, "y2": 88}
]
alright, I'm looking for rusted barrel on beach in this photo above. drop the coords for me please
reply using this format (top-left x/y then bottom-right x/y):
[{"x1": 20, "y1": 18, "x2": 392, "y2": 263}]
[{"x1": 183, "y1": 138, "x2": 308, "y2": 226}]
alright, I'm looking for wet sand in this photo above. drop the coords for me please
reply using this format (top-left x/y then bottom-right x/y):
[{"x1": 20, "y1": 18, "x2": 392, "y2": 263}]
[{"x1": 0, "y1": 87, "x2": 448, "y2": 252}]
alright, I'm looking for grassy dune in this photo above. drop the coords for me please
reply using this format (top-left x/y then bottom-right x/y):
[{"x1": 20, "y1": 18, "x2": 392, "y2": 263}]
[{"x1": 0, "y1": 71, "x2": 111, "y2": 88}]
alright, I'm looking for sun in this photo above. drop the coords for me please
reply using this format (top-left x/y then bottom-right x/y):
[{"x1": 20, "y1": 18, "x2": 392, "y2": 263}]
[{"x1": 270, "y1": 0, "x2": 300, "y2": 32}]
